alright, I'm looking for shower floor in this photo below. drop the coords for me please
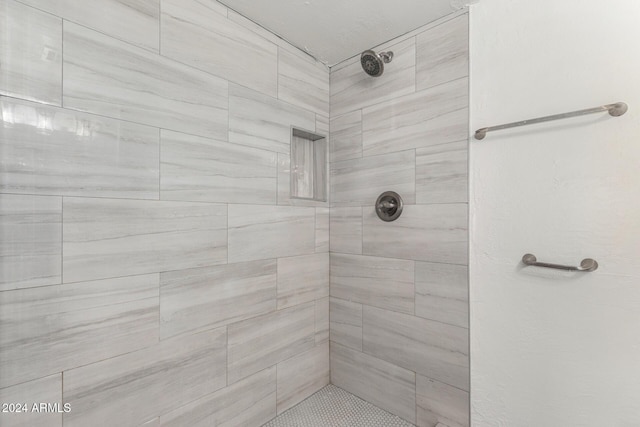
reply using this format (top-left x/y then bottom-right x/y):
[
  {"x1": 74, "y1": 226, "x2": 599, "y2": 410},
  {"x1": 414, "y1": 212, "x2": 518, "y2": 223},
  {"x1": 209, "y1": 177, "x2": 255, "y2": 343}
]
[{"x1": 262, "y1": 384, "x2": 415, "y2": 427}]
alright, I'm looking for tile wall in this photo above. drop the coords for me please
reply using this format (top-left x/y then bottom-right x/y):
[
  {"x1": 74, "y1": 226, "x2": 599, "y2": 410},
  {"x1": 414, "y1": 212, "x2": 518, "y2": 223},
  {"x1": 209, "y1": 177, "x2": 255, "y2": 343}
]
[
  {"x1": 1, "y1": 2, "x2": 470, "y2": 426},
  {"x1": 0, "y1": 0, "x2": 329, "y2": 426},
  {"x1": 328, "y1": 13, "x2": 470, "y2": 427}
]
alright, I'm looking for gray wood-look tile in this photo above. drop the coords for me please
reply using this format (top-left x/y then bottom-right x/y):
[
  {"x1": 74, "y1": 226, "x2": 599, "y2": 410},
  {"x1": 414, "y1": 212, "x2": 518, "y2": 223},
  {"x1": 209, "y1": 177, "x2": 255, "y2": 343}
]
[
  {"x1": 315, "y1": 297, "x2": 329, "y2": 344},
  {"x1": 330, "y1": 38, "x2": 416, "y2": 117},
  {"x1": 0, "y1": 274, "x2": 159, "y2": 388},
  {"x1": 226, "y1": 9, "x2": 323, "y2": 70},
  {"x1": 316, "y1": 114, "x2": 329, "y2": 138},
  {"x1": 330, "y1": 297, "x2": 363, "y2": 351},
  {"x1": 227, "y1": 302, "x2": 315, "y2": 384},
  {"x1": 63, "y1": 198, "x2": 227, "y2": 283},
  {"x1": 415, "y1": 262, "x2": 468, "y2": 329},
  {"x1": 315, "y1": 114, "x2": 330, "y2": 199},
  {"x1": 362, "y1": 78, "x2": 468, "y2": 157},
  {"x1": 330, "y1": 110, "x2": 362, "y2": 162},
  {"x1": 228, "y1": 204, "x2": 315, "y2": 263},
  {"x1": 330, "y1": 253, "x2": 415, "y2": 314},
  {"x1": 417, "y1": 374, "x2": 469, "y2": 427},
  {"x1": 278, "y1": 47, "x2": 330, "y2": 117},
  {"x1": 277, "y1": 343, "x2": 330, "y2": 414},
  {"x1": 330, "y1": 342, "x2": 416, "y2": 423},
  {"x1": 160, "y1": 260, "x2": 277, "y2": 340},
  {"x1": 315, "y1": 207, "x2": 329, "y2": 252},
  {"x1": 329, "y1": 207, "x2": 363, "y2": 254},
  {"x1": 416, "y1": 140, "x2": 468, "y2": 204},
  {"x1": 0, "y1": 1, "x2": 62, "y2": 105},
  {"x1": 0, "y1": 194, "x2": 61, "y2": 291},
  {"x1": 19, "y1": 0, "x2": 160, "y2": 52},
  {"x1": 0, "y1": 375, "x2": 62, "y2": 427},
  {"x1": 229, "y1": 84, "x2": 315, "y2": 154},
  {"x1": 277, "y1": 253, "x2": 329, "y2": 309},
  {"x1": 160, "y1": 129, "x2": 277, "y2": 204},
  {"x1": 227, "y1": 9, "x2": 281, "y2": 46},
  {"x1": 416, "y1": 14, "x2": 469, "y2": 92},
  {"x1": 363, "y1": 306, "x2": 469, "y2": 391},
  {"x1": 277, "y1": 153, "x2": 328, "y2": 207},
  {"x1": 63, "y1": 22, "x2": 228, "y2": 140},
  {"x1": 161, "y1": 0, "x2": 277, "y2": 97},
  {"x1": 63, "y1": 328, "x2": 227, "y2": 427},
  {"x1": 1, "y1": 98, "x2": 159, "y2": 199},
  {"x1": 362, "y1": 204, "x2": 468, "y2": 265},
  {"x1": 159, "y1": 367, "x2": 276, "y2": 427},
  {"x1": 331, "y1": 150, "x2": 415, "y2": 206},
  {"x1": 140, "y1": 418, "x2": 160, "y2": 427}
]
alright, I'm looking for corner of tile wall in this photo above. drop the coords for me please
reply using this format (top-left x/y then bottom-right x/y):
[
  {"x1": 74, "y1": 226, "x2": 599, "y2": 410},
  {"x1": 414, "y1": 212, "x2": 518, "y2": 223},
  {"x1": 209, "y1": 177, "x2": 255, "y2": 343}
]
[{"x1": 328, "y1": 11, "x2": 470, "y2": 427}]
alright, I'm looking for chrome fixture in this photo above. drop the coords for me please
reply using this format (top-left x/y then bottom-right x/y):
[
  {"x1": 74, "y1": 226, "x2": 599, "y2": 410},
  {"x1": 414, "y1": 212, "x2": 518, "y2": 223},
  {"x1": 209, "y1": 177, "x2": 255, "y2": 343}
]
[
  {"x1": 521, "y1": 253, "x2": 598, "y2": 272},
  {"x1": 375, "y1": 191, "x2": 403, "y2": 222},
  {"x1": 475, "y1": 102, "x2": 628, "y2": 140},
  {"x1": 360, "y1": 50, "x2": 394, "y2": 77}
]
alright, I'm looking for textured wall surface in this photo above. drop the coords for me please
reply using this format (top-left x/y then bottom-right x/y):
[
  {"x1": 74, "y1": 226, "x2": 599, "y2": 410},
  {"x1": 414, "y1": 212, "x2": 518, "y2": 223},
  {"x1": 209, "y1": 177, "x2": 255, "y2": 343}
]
[
  {"x1": 470, "y1": 0, "x2": 640, "y2": 425},
  {"x1": 0, "y1": 1, "x2": 329, "y2": 425},
  {"x1": 329, "y1": 12, "x2": 470, "y2": 427}
]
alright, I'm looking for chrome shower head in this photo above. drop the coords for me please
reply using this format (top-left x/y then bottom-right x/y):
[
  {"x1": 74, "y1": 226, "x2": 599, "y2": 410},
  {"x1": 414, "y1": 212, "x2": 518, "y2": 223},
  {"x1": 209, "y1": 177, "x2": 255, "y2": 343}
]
[{"x1": 360, "y1": 50, "x2": 394, "y2": 77}]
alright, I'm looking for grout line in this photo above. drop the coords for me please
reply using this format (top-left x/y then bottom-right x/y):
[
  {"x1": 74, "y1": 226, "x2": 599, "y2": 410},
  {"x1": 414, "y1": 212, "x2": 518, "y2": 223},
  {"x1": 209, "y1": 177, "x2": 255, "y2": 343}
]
[
  {"x1": 60, "y1": 19, "x2": 64, "y2": 107},
  {"x1": 61, "y1": 370, "x2": 65, "y2": 423},
  {"x1": 226, "y1": 204, "x2": 229, "y2": 265},
  {"x1": 358, "y1": 108, "x2": 363, "y2": 159},
  {"x1": 328, "y1": 60, "x2": 333, "y2": 370},
  {"x1": 359, "y1": 206, "x2": 363, "y2": 255},
  {"x1": 411, "y1": 35, "x2": 418, "y2": 94},
  {"x1": 313, "y1": 207, "x2": 317, "y2": 251},
  {"x1": 225, "y1": 325, "x2": 229, "y2": 386},
  {"x1": 412, "y1": 260, "x2": 417, "y2": 316},
  {"x1": 226, "y1": 79, "x2": 230, "y2": 142},
  {"x1": 60, "y1": 196, "x2": 64, "y2": 285},
  {"x1": 157, "y1": 128, "x2": 161, "y2": 200},
  {"x1": 466, "y1": 10, "x2": 472, "y2": 422},
  {"x1": 413, "y1": 147, "x2": 417, "y2": 202},
  {"x1": 360, "y1": 296, "x2": 364, "y2": 350},
  {"x1": 158, "y1": 0, "x2": 161, "y2": 53},
  {"x1": 275, "y1": 362, "x2": 279, "y2": 414},
  {"x1": 157, "y1": 272, "x2": 161, "y2": 343},
  {"x1": 0, "y1": 189, "x2": 340, "y2": 206}
]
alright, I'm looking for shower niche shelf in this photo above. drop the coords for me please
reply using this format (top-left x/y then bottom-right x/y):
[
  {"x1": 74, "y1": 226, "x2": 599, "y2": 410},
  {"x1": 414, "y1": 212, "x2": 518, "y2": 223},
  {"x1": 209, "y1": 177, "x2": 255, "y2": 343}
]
[{"x1": 290, "y1": 127, "x2": 327, "y2": 201}]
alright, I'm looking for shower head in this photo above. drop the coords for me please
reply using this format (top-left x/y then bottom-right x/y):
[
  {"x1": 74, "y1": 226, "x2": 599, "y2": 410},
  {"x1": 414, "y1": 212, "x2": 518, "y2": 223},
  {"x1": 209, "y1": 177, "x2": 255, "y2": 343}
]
[{"x1": 360, "y1": 50, "x2": 394, "y2": 77}]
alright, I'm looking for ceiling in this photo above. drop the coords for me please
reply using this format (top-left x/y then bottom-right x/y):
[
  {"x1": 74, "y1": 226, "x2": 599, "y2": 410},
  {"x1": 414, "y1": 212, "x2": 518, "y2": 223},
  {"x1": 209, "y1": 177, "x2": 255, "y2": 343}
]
[{"x1": 219, "y1": 0, "x2": 466, "y2": 66}]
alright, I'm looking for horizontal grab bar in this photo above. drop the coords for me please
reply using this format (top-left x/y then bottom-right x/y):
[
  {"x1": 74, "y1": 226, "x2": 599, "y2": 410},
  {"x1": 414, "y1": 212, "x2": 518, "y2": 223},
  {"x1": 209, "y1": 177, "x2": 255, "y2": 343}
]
[
  {"x1": 475, "y1": 102, "x2": 628, "y2": 140},
  {"x1": 521, "y1": 253, "x2": 598, "y2": 272}
]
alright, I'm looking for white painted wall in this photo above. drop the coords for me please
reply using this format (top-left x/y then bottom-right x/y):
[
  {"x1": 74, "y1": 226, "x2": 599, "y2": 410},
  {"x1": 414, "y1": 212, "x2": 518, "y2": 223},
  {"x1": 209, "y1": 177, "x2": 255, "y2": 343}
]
[{"x1": 469, "y1": 1, "x2": 640, "y2": 425}]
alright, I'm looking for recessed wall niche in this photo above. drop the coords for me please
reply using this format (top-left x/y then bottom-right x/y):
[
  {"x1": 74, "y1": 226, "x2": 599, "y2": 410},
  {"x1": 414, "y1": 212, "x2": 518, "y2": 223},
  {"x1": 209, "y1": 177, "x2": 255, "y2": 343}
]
[{"x1": 290, "y1": 127, "x2": 327, "y2": 201}]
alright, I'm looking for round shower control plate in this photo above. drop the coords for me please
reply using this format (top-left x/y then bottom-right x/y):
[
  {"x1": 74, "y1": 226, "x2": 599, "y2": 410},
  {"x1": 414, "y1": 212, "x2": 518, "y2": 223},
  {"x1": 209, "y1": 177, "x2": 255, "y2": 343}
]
[{"x1": 375, "y1": 191, "x2": 403, "y2": 222}]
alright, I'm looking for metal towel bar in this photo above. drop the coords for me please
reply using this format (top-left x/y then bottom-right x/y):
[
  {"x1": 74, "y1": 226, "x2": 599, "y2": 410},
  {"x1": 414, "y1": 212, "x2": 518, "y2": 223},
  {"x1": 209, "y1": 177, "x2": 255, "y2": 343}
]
[
  {"x1": 521, "y1": 253, "x2": 598, "y2": 272},
  {"x1": 475, "y1": 102, "x2": 627, "y2": 140}
]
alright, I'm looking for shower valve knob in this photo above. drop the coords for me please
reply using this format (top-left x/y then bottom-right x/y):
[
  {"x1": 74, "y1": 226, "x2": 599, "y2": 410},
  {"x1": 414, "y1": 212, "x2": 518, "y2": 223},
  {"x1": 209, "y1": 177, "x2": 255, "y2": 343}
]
[{"x1": 375, "y1": 191, "x2": 403, "y2": 222}]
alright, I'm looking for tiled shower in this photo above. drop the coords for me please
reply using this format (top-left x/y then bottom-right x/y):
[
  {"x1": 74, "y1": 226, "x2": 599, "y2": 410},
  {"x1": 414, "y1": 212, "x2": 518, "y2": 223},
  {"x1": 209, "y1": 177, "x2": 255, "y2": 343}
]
[{"x1": 0, "y1": 1, "x2": 468, "y2": 426}]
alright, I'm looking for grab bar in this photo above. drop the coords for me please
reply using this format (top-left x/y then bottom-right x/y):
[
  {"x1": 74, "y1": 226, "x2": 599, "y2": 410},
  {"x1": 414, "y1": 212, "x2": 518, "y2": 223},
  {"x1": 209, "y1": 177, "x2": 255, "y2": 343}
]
[
  {"x1": 475, "y1": 102, "x2": 627, "y2": 140},
  {"x1": 521, "y1": 253, "x2": 598, "y2": 272}
]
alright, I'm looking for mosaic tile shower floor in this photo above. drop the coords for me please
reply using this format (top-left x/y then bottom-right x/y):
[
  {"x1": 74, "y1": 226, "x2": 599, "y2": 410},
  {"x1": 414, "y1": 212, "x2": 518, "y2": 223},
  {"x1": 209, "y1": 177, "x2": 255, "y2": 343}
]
[{"x1": 262, "y1": 384, "x2": 415, "y2": 426}]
